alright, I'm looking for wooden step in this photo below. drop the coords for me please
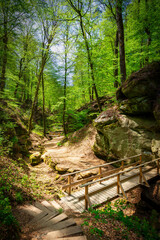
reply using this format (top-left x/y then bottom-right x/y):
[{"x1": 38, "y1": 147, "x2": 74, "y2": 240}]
[
  {"x1": 40, "y1": 218, "x2": 76, "y2": 232},
  {"x1": 35, "y1": 211, "x2": 59, "y2": 227},
  {"x1": 54, "y1": 237, "x2": 87, "y2": 240},
  {"x1": 28, "y1": 211, "x2": 48, "y2": 224},
  {"x1": 20, "y1": 205, "x2": 42, "y2": 217},
  {"x1": 46, "y1": 225, "x2": 83, "y2": 239},
  {"x1": 34, "y1": 201, "x2": 51, "y2": 213},
  {"x1": 50, "y1": 200, "x2": 62, "y2": 210},
  {"x1": 41, "y1": 200, "x2": 58, "y2": 213},
  {"x1": 38, "y1": 213, "x2": 68, "y2": 228}
]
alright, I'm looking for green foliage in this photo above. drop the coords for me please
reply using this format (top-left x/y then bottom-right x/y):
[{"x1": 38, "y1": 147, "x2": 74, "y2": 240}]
[
  {"x1": 32, "y1": 124, "x2": 44, "y2": 136},
  {"x1": 66, "y1": 109, "x2": 89, "y2": 133},
  {"x1": 85, "y1": 200, "x2": 159, "y2": 240},
  {"x1": 90, "y1": 226, "x2": 104, "y2": 237}
]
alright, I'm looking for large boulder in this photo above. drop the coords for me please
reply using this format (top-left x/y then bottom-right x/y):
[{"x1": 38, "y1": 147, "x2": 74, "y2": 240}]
[
  {"x1": 116, "y1": 61, "x2": 160, "y2": 118},
  {"x1": 93, "y1": 108, "x2": 160, "y2": 161},
  {"x1": 92, "y1": 62, "x2": 160, "y2": 161}
]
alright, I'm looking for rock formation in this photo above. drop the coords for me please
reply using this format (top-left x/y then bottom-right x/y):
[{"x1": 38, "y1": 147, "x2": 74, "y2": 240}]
[{"x1": 93, "y1": 61, "x2": 160, "y2": 161}]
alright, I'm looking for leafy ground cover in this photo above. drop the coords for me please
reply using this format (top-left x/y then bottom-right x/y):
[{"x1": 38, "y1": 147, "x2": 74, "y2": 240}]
[{"x1": 81, "y1": 199, "x2": 160, "y2": 240}]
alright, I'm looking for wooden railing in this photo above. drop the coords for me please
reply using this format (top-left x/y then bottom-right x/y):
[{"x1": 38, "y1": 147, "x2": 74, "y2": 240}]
[
  {"x1": 62, "y1": 154, "x2": 142, "y2": 195},
  {"x1": 80, "y1": 158, "x2": 160, "y2": 210}
]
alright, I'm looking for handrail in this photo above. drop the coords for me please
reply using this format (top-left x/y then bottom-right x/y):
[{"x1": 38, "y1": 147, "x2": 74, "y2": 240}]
[
  {"x1": 62, "y1": 154, "x2": 142, "y2": 177},
  {"x1": 61, "y1": 154, "x2": 142, "y2": 195},
  {"x1": 80, "y1": 157, "x2": 160, "y2": 210},
  {"x1": 80, "y1": 158, "x2": 160, "y2": 188}
]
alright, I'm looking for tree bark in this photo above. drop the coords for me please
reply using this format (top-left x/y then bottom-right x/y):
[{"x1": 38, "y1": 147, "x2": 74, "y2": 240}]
[
  {"x1": 0, "y1": 13, "x2": 8, "y2": 93},
  {"x1": 116, "y1": 0, "x2": 126, "y2": 83},
  {"x1": 42, "y1": 73, "x2": 46, "y2": 136},
  {"x1": 28, "y1": 20, "x2": 57, "y2": 134},
  {"x1": 28, "y1": 55, "x2": 47, "y2": 134},
  {"x1": 144, "y1": 0, "x2": 151, "y2": 63},
  {"x1": 14, "y1": 58, "x2": 23, "y2": 98},
  {"x1": 114, "y1": 30, "x2": 119, "y2": 88},
  {"x1": 79, "y1": 15, "x2": 102, "y2": 112}
]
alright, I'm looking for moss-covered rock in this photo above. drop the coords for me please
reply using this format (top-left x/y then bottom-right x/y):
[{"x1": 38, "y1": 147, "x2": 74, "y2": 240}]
[
  {"x1": 30, "y1": 152, "x2": 42, "y2": 166},
  {"x1": 93, "y1": 108, "x2": 160, "y2": 161},
  {"x1": 55, "y1": 164, "x2": 69, "y2": 173},
  {"x1": 41, "y1": 152, "x2": 59, "y2": 169}
]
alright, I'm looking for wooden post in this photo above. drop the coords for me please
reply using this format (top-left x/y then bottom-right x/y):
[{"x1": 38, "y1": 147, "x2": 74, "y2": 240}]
[
  {"x1": 68, "y1": 175, "x2": 71, "y2": 195},
  {"x1": 157, "y1": 160, "x2": 159, "y2": 175},
  {"x1": 139, "y1": 155, "x2": 142, "y2": 164},
  {"x1": 139, "y1": 166, "x2": 142, "y2": 184},
  {"x1": 99, "y1": 167, "x2": 102, "y2": 183},
  {"x1": 117, "y1": 174, "x2": 120, "y2": 194},
  {"x1": 121, "y1": 160, "x2": 124, "y2": 175},
  {"x1": 85, "y1": 185, "x2": 89, "y2": 210}
]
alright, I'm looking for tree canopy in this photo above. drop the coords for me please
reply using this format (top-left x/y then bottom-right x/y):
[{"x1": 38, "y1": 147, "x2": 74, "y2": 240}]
[{"x1": 0, "y1": 0, "x2": 159, "y2": 135}]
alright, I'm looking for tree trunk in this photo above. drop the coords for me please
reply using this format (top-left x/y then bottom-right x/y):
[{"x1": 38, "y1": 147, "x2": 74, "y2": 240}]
[
  {"x1": 63, "y1": 61, "x2": 67, "y2": 136},
  {"x1": 114, "y1": 30, "x2": 119, "y2": 88},
  {"x1": 28, "y1": 24, "x2": 56, "y2": 134},
  {"x1": 42, "y1": 73, "x2": 46, "y2": 136},
  {"x1": 14, "y1": 58, "x2": 23, "y2": 98},
  {"x1": 144, "y1": 0, "x2": 151, "y2": 63},
  {"x1": 0, "y1": 17, "x2": 8, "y2": 93},
  {"x1": 79, "y1": 15, "x2": 102, "y2": 112},
  {"x1": 28, "y1": 56, "x2": 47, "y2": 134},
  {"x1": 116, "y1": 0, "x2": 126, "y2": 83}
]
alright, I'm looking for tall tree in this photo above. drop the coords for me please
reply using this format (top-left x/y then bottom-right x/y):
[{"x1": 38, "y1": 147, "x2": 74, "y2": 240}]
[
  {"x1": 0, "y1": 0, "x2": 30, "y2": 94},
  {"x1": 99, "y1": 0, "x2": 126, "y2": 83},
  {"x1": 116, "y1": 0, "x2": 126, "y2": 82},
  {"x1": 67, "y1": 0, "x2": 102, "y2": 112},
  {"x1": 28, "y1": 0, "x2": 59, "y2": 134}
]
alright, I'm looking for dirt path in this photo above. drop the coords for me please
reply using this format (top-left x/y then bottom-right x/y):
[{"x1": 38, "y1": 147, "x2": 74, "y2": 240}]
[
  {"x1": 14, "y1": 125, "x2": 107, "y2": 239},
  {"x1": 42, "y1": 125, "x2": 105, "y2": 175}
]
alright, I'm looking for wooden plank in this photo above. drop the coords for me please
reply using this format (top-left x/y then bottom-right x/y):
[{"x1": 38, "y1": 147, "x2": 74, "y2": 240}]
[
  {"x1": 20, "y1": 205, "x2": 42, "y2": 217},
  {"x1": 40, "y1": 218, "x2": 76, "y2": 232},
  {"x1": 54, "y1": 236, "x2": 87, "y2": 240},
  {"x1": 54, "y1": 237, "x2": 87, "y2": 240},
  {"x1": 50, "y1": 200, "x2": 62, "y2": 210},
  {"x1": 40, "y1": 213, "x2": 68, "y2": 228},
  {"x1": 34, "y1": 201, "x2": 51, "y2": 213},
  {"x1": 28, "y1": 211, "x2": 48, "y2": 224},
  {"x1": 41, "y1": 200, "x2": 58, "y2": 213},
  {"x1": 36, "y1": 211, "x2": 59, "y2": 226},
  {"x1": 46, "y1": 226, "x2": 83, "y2": 239}
]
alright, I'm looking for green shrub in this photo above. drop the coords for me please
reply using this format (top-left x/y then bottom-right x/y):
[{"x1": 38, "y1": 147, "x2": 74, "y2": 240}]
[{"x1": 66, "y1": 109, "x2": 89, "y2": 133}]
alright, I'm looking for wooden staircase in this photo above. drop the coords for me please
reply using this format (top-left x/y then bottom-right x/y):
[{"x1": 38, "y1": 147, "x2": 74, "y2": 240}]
[{"x1": 20, "y1": 200, "x2": 86, "y2": 240}]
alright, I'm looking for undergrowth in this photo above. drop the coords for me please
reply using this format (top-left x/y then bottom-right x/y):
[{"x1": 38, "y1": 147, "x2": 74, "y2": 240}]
[
  {"x1": 82, "y1": 199, "x2": 160, "y2": 240},
  {"x1": 0, "y1": 157, "x2": 43, "y2": 240}
]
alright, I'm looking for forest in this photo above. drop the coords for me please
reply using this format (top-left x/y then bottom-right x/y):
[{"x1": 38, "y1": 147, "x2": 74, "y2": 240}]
[
  {"x1": 0, "y1": 0, "x2": 160, "y2": 136},
  {"x1": 0, "y1": 0, "x2": 160, "y2": 240}
]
